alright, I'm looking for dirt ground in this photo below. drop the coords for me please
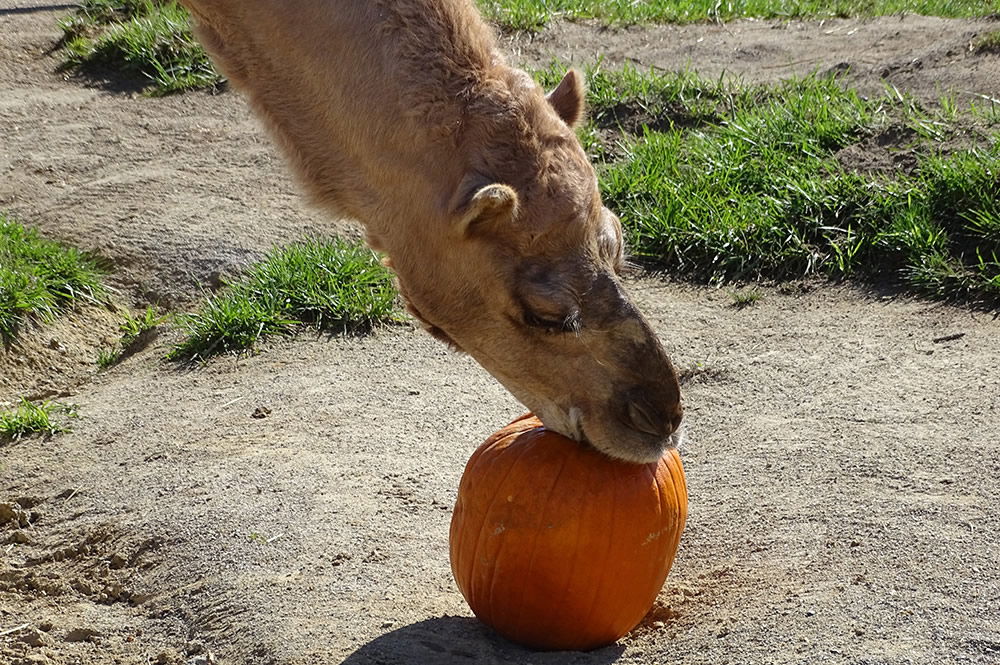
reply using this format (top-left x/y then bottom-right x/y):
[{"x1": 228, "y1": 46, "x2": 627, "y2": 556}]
[{"x1": 2, "y1": 4, "x2": 999, "y2": 665}]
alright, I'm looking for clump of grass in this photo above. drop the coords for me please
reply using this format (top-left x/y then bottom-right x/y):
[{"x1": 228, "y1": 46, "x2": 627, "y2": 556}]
[
  {"x1": 0, "y1": 399, "x2": 77, "y2": 442},
  {"x1": 97, "y1": 305, "x2": 169, "y2": 368},
  {"x1": 900, "y1": 149, "x2": 1000, "y2": 298},
  {"x1": 120, "y1": 304, "x2": 169, "y2": 344},
  {"x1": 480, "y1": 0, "x2": 994, "y2": 31},
  {"x1": 540, "y1": 66, "x2": 999, "y2": 305},
  {"x1": 606, "y1": 127, "x2": 999, "y2": 302},
  {"x1": 599, "y1": 74, "x2": 875, "y2": 272},
  {"x1": 96, "y1": 346, "x2": 122, "y2": 368},
  {"x1": 535, "y1": 63, "x2": 754, "y2": 163},
  {"x1": 0, "y1": 217, "x2": 106, "y2": 342},
  {"x1": 59, "y1": 0, "x2": 221, "y2": 96},
  {"x1": 731, "y1": 289, "x2": 763, "y2": 308},
  {"x1": 536, "y1": 64, "x2": 735, "y2": 134},
  {"x1": 169, "y1": 239, "x2": 398, "y2": 361}
]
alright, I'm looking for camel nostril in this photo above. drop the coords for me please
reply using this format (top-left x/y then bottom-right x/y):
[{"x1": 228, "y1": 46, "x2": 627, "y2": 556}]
[{"x1": 626, "y1": 399, "x2": 666, "y2": 438}]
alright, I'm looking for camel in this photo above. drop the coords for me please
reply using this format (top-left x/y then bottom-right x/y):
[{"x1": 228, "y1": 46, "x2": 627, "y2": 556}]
[{"x1": 177, "y1": 0, "x2": 684, "y2": 463}]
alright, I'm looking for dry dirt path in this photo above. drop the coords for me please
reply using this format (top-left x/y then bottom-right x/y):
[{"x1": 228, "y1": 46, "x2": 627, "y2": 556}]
[
  {"x1": 2, "y1": 4, "x2": 1000, "y2": 665},
  {"x1": 508, "y1": 14, "x2": 1000, "y2": 105}
]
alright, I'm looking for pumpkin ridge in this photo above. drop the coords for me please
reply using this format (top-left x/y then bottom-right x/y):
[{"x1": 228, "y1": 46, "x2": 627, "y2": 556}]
[
  {"x1": 648, "y1": 461, "x2": 663, "y2": 527},
  {"x1": 450, "y1": 435, "x2": 497, "y2": 596},
  {"x1": 644, "y1": 461, "x2": 666, "y2": 607},
  {"x1": 462, "y1": 432, "x2": 537, "y2": 615},
  {"x1": 505, "y1": 443, "x2": 572, "y2": 640},
  {"x1": 664, "y1": 451, "x2": 686, "y2": 556},
  {"x1": 469, "y1": 432, "x2": 530, "y2": 616},
  {"x1": 576, "y1": 457, "x2": 619, "y2": 639},
  {"x1": 550, "y1": 457, "x2": 590, "y2": 642},
  {"x1": 450, "y1": 439, "x2": 491, "y2": 585},
  {"x1": 652, "y1": 458, "x2": 676, "y2": 603}
]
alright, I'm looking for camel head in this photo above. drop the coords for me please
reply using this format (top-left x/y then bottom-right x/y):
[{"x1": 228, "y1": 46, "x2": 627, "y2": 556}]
[
  {"x1": 174, "y1": 0, "x2": 678, "y2": 462},
  {"x1": 391, "y1": 69, "x2": 684, "y2": 464}
]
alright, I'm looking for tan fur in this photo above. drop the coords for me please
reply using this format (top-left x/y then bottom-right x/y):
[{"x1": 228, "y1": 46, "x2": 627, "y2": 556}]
[{"x1": 178, "y1": 0, "x2": 683, "y2": 462}]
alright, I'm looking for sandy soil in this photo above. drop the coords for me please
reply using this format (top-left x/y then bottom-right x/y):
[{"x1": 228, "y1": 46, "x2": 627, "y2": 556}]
[
  {"x1": 508, "y1": 14, "x2": 1000, "y2": 105},
  {"x1": 1, "y1": 4, "x2": 999, "y2": 665}
]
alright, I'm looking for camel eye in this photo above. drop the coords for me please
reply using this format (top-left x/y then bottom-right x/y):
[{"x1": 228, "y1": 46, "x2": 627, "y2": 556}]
[{"x1": 524, "y1": 309, "x2": 581, "y2": 334}]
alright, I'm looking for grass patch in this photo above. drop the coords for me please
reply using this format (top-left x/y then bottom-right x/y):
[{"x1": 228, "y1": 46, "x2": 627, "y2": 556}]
[
  {"x1": 0, "y1": 216, "x2": 106, "y2": 342},
  {"x1": 169, "y1": 239, "x2": 398, "y2": 361},
  {"x1": 120, "y1": 304, "x2": 168, "y2": 344},
  {"x1": 481, "y1": 0, "x2": 995, "y2": 30},
  {"x1": 59, "y1": 0, "x2": 221, "y2": 95},
  {"x1": 539, "y1": 65, "x2": 1000, "y2": 305},
  {"x1": 97, "y1": 346, "x2": 122, "y2": 368},
  {"x1": 731, "y1": 289, "x2": 763, "y2": 308},
  {"x1": 0, "y1": 399, "x2": 77, "y2": 442},
  {"x1": 97, "y1": 305, "x2": 168, "y2": 368}
]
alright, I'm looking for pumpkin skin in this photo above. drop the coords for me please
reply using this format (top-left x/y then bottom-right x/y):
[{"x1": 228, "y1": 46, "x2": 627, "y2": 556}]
[{"x1": 449, "y1": 413, "x2": 687, "y2": 651}]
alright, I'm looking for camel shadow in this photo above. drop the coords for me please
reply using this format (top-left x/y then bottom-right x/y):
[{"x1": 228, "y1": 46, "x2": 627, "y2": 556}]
[{"x1": 339, "y1": 616, "x2": 626, "y2": 665}]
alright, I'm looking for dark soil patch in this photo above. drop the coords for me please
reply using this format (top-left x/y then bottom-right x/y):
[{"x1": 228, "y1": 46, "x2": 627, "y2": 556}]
[
  {"x1": 835, "y1": 119, "x2": 997, "y2": 175},
  {"x1": 590, "y1": 100, "x2": 720, "y2": 134}
]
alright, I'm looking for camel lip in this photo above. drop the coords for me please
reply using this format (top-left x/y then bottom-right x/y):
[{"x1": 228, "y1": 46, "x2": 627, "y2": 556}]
[
  {"x1": 533, "y1": 404, "x2": 584, "y2": 442},
  {"x1": 517, "y1": 393, "x2": 681, "y2": 462},
  {"x1": 587, "y1": 408, "x2": 684, "y2": 463}
]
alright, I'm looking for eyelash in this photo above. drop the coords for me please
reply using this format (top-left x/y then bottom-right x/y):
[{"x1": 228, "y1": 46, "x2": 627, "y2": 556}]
[{"x1": 525, "y1": 310, "x2": 580, "y2": 334}]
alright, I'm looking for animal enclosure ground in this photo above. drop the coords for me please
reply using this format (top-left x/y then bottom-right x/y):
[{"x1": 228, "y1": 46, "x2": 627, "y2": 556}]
[{"x1": 2, "y1": 4, "x2": 1000, "y2": 665}]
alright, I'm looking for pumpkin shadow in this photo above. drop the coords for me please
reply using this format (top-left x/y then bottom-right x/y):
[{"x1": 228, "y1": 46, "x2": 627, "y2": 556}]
[{"x1": 339, "y1": 615, "x2": 627, "y2": 665}]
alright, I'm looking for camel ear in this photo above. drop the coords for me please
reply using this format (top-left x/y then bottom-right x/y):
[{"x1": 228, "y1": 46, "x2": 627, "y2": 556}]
[
  {"x1": 452, "y1": 181, "x2": 519, "y2": 236},
  {"x1": 546, "y1": 69, "x2": 585, "y2": 127}
]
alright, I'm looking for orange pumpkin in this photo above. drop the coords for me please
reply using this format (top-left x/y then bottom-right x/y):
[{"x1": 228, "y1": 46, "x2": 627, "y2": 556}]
[{"x1": 449, "y1": 413, "x2": 687, "y2": 651}]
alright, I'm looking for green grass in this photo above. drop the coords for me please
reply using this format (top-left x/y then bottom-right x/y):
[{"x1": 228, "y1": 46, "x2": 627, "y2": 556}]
[
  {"x1": 59, "y1": 0, "x2": 221, "y2": 95},
  {"x1": 540, "y1": 65, "x2": 1000, "y2": 304},
  {"x1": 120, "y1": 304, "x2": 168, "y2": 344},
  {"x1": 0, "y1": 216, "x2": 106, "y2": 342},
  {"x1": 97, "y1": 305, "x2": 168, "y2": 368},
  {"x1": 96, "y1": 346, "x2": 123, "y2": 368},
  {"x1": 0, "y1": 399, "x2": 77, "y2": 442},
  {"x1": 731, "y1": 289, "x2": 764, "y2": 308},
  {"x1": 481, "y1": 0, "x2": 995, "y2": 30},
  {"x1": 169, "y1": 239, "x2": 399, "y2": 361}
]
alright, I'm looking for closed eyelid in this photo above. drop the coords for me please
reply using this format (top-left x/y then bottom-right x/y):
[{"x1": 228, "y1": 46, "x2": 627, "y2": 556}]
[
  {"x1": 514, "y1": 261, "x2": 585, "y2": 331},
  {"x1": 523, "y1": 307, "x2": 581, "y2": 333},
  {"x1": 516, "y1": 285, "x2": 581, "y2": 330}
]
